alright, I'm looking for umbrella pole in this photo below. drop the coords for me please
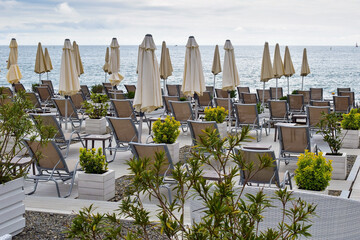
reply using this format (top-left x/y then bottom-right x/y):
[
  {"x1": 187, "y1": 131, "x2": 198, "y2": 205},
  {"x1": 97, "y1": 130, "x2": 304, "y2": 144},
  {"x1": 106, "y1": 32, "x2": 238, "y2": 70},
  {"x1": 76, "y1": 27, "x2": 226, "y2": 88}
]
[
  {"x1": 262, "y1": 82, "x2": 265, "y2": 106},
  {"x1": 65, "y1": 96, "x2": 68, "y2": 131},
  {"x1": 164, "y1": 78, "x2": 167, "y2": 96},
  {"x1": 228, "y1": 91, "x2": 231, "y2": 131},
  {"x1": 46, "y1": 72, "x2": 49, "y2": 80},
  {"x1": 39, "y1": 74, "x2": 41, "y2": 84},
  {"x1": 213, "y1": 75, "x2": 216, "y2": 97},
  {"x1": 287, "y1": 77, "x2": 290, "y2": 95},
  {"x1": 105, "y1": 73, "x2": 107, "y2": 82},
  {"x1": 138, "y1": 111, "x2": 143, "y2": 143},
  {"x1": 302, "y1": 76, "x2": 304, "y2": 90},
  {"x1": 276, "y1": 78, "x2": 278, "y2": 100}
]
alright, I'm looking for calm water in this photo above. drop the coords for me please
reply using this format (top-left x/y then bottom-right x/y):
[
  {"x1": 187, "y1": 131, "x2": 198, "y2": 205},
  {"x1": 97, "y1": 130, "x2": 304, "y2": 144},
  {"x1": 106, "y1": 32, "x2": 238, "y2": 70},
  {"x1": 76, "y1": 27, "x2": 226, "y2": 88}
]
[{"x1": 0, "y1": 45, "x2": 359, "y2": 100}]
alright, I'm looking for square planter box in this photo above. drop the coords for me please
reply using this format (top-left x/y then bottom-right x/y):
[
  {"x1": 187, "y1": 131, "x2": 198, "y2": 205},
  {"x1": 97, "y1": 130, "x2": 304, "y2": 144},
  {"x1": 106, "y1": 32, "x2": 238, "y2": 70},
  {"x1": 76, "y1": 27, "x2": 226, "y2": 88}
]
[
  {"x1": 217, "y1": 122, "x2": 228, "y2": 139},
  {"x1": 78, "y1": 169, "x2": 115, "y2": 201},
  {"x1": 324, "y1": 152, "x2": 347, "y2": 180},
  {"x1": 341, "y1": 130, "x2": 359, "y2": 149},
  {"x1": 0, "y1": 177, "x2": 25, "y2": 236},
  {"x1": 167, "y1": 142, "x2": 179, "y2": 165},
  {"x1": 85, "y1": 117, "x2": 107, "y2": 135}
]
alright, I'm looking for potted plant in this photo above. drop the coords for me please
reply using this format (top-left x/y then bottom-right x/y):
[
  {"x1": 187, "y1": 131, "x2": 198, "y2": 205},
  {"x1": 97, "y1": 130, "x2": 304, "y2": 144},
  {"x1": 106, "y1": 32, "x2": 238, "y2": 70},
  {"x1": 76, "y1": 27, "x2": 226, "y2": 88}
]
[
  {"x1": 316, "y1": 112, "x2": 347, "y2": 180},
  {"x1": 152, "y1": 116, "x2": 181, "y2": 164},
  {"x1": 125, "y1": 91, "x2": 135, "y2": 99},
  {"x1": 341, "y1": 108, "x2": 360, "y2": 148},
  {"x1": 78, "y1": 147, "x2": 115, "y2": 200},
  {"x1": 91, "y1": 84, "x2": 104, "y2": 94},
  {"x1": 295, "y1": 150, "x2": 332, "y2": 193},
  {"x1": 204, "y1": 106, "x2": 228, "y2": 138},
  {"x1": 83, "y1": 93, "x2": 109, "y2": 134}
]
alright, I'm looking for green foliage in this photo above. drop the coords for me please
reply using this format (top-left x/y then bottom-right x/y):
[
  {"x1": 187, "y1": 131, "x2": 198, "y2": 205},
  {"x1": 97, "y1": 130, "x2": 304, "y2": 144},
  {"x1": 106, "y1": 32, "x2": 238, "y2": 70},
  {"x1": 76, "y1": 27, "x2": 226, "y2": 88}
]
[
  {"x1": 125, "y1": 91, "x2": 135, "y2": 99},
  {"x1": 83, "y1": 93, "x2": 109, "y2": 119},
  {"x1": 229, "y1": 90, "x2": 236, "y2": 98},
  {"x1": 341, "y1": 109, "x2": 360, "y2": 130},
  {"x1": 204, "y1": 106, "x2": 228, "y2": 123},
  {"x1": 31, "y1": 83, "x2": 39, "y2": 92},
  {"x1": 152, "y1": 116, "x2": 181, "y2": 144},
  {"x1": 279, "y1": 96, "x2": 287, "y2": 100},
  {"x1": 0, "y1": 91, "x2": 54, "y2": 183},
  {"x1": 91, "y1": 84, "x2": 104, "y2": 94},
  {"x1": 179, "y1": 97, "x2": 187, "y2": 101},
  {"x1": 292, "y1": 89, "x2": 299, "y2": 94},
  {"x1": 68, "y1": 126, "x2": 317, "y2": 239},
  {"x1": 316, "y1": 112, "x2": 342, "y2": 155},
  {"x1": 295, "y1": 151, "x2": 333, "y2": 191},
  {"x1": 257, "y1": 102, "x2": 264, "y2": 114},
  {"x1": 79, "y1": 148, "x2": 108, "y2": 174}
]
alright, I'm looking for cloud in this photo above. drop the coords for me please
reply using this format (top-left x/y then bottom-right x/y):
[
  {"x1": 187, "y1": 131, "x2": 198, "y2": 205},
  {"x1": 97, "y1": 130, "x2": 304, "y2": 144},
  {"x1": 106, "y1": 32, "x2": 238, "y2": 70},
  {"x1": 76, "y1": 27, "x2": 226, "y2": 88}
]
[{"x1": 55, "y1": 2, "x2": 76, "y2": 15}]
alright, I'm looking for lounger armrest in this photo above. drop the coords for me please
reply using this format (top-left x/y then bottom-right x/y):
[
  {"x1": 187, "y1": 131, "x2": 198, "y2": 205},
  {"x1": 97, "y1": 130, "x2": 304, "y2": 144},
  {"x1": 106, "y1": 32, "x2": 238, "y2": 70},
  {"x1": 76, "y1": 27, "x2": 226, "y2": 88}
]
[{"x1": 146, "y1": 135, "x2": 154, "y2": 144}]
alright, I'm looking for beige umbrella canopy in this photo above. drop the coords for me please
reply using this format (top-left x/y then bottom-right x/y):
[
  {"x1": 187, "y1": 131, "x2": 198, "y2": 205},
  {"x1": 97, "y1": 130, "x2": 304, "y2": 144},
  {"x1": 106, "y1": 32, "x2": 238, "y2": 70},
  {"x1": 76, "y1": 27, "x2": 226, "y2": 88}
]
[
  {"x1": 6, "y1": 38, "x2": 22, "y2": 84},
  {"x1": 260, "y1": 42, "x2": 274, "y2": 105},
  {"x1": 211, "y1": 45, "x2": 222, "y2": 94},
  {"x1": 72, "y1": 41, "x2": 84, "y2": 77},
  {"x1": 273, "y1": 43, "x2": 284, "y2": 99},
  {"x1": 34, "y1": 42, "x2": 46, "y2": 82},
  {"x1": 283, "y1": 46, "x2": 295, "y2": 94},
  {"x1": 182, "y1": 36, "x2": 206, "y2": 97},
  {"x1": 300, "y1": 48, "x2": 310, "y2": 90},
  {"x1": 103, "y1": 47, "x2": 110, "y2": 80},
  {"x1": 222, "y1": 40, "x2": 240, "y2": 91},
  {"x1": 108, "y1": 38, "x2": 124, "y2": 86},
  {"x1": 159, "y1": 41, "x2": 173, "y2": 95},
  {"x1": 44, "y1": 47, "x2": 53, "y2": 79}
]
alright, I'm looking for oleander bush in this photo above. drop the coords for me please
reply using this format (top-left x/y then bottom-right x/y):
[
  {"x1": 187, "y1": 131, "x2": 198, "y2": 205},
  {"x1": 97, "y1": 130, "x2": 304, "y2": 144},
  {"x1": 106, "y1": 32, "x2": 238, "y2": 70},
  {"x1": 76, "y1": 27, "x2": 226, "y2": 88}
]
[
  {"x1": 152, "y1": 115, "x2": 181, "y2": 144},
  {"x1": 79, "y1": 147, "x2": 107, "y2": 174},
  {"x1": 341, "y1": 108, "x2": 360, "y2": 130},
  {"x1": 204, "y1": 106, "x2": 228, "y2": 123},
  {"x1": 295, "y1": 150, "x2": 333, "y2": 191}
]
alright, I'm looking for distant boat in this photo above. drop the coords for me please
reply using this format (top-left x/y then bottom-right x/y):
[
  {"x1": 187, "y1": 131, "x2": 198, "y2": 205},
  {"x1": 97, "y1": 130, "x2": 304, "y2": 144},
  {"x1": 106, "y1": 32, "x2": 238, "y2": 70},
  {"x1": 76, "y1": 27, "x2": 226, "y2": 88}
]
[{"x1": 356, "y1": 43, "x2": 358, "y2": 47}]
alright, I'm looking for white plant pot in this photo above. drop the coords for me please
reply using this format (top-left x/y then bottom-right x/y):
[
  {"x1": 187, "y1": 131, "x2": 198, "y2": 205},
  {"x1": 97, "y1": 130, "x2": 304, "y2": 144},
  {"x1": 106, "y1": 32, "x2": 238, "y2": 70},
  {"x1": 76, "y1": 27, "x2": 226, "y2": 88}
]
[
  {"x1": 167, "y1": 142, "x2": 179, "y2": 165},
  {"x1": 341, "y1": 130, "x2": 359, "y2": 149},
  {"x1": 217, "y1": 122, "x2": 227, "y2": 139},
  {"x1": 78, "y1": 169, "x2": 115, "y2": 201},
  {"x1": 324, "y1": 152, "x2": 347, "y2": 180},
  {"x1": 0, "y1": 177, "x2": 25, "y2": 236},
  {"x1": 296, "y1": 187, "x2": 329, "y2": 195},
  {"x1": 85, "y1": 117, "x2": 107, "y2": 135}
]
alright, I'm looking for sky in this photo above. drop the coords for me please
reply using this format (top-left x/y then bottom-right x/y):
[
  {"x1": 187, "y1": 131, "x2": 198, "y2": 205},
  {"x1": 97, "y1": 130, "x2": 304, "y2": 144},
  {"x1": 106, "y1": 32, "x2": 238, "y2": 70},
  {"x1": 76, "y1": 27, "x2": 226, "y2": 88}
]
[{"x1": 0, "y1": 0, "x2": 359, "y2": 46}]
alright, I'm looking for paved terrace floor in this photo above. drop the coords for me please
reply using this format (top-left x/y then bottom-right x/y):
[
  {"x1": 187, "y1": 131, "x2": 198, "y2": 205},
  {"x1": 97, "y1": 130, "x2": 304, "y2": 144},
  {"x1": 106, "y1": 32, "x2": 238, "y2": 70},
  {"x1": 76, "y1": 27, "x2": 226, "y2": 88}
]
[{"x1": 23, "y1": 109, "x2": 360, "y2": 224}]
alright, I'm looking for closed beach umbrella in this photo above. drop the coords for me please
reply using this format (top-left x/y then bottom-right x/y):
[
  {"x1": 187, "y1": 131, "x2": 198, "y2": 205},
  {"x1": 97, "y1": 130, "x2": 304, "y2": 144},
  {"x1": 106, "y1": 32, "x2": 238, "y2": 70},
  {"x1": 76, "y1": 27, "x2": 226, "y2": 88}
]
[
  {"x1": 159, "y1": 41, "x2": 173, "y2": 95},
  {"x1": 134, "y1": 34, "x2": 162, "y2": 142},
  {"x1": 6, "y1": 38, "x2": 22, "y2": 84},
  {"x1": 59, "y1": 39, "x2": 80, "y2": 130},
  {"x1": 211, "y1": 44, "x2": 222, "y2": 95},
  {"x1": 34, "y1": 42, "x2": 46, "y2": 83},
  {"x1": 72, "y1": 41, "x2": 84, "y2": 77},
  {"x1": 300, "y1": 48, "x2": 311, "y2": 90},
  {"x1": 273, "y1": 43, "x2": 284, "y2": 99},
  {"x1": 103, "y1": 47, "x2": 110, "y2": 81},
  {"x1": 222, "y1": 40, "x2": 239, "y2": 128},
  {"x1": 108, "y1": 38, "x2": 124, "y2": 86},
  {"x1": 44, "y1": 47, "x2": 53, "y2": 79},
  {"x1": 260, "y1": 42, "x2": 274, "y2": 105},
  {"x1": 182, "y1": 36, "x2": 206, "y2": 97},
  {"x1": 283, "y1": 46, "x2": 295, "y2": 94}
]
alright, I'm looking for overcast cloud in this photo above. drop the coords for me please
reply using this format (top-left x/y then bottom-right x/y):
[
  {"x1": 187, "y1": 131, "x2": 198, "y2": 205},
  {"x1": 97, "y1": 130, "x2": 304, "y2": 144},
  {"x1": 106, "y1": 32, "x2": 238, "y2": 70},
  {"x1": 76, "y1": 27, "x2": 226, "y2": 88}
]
[{"x1": 0, "y1": 0, "x2": 359, "y2": 45}]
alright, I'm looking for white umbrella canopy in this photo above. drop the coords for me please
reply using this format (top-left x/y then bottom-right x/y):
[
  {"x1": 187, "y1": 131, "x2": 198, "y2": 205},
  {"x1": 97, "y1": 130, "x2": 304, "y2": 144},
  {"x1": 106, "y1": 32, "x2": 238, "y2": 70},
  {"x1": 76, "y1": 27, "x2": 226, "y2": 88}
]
[
  {"x1": 44, "y1": 47, "x2": 53, "y2": 79},
  {"x1": 211, "y1": 45, "x2": 222, "y2": 94},
  {"x1": 260, "y1": 42, "x2": 274, "y2": 105},
  {"x1": 159, "y1": 41, "x2": 173, "y2": 95},
  {"x1": 34, "y1": 42, "x2": 46, "y2": 82},
  {"x1": 283, "y1": 46, "x2": 295, "y2": 94},
  {"x1": 181, "y1": 36, "x2": 206, "y2": 97},
  {"x1": 222, "y1": 40, "x2": 240, "y2": 91},
  {"x1": 72, "y1": 41, "x2": 84, "y2": 77},
  {"x1": 6, "y1": 38, "x2": 22, "y2": 84},
  {"x1": 300, "y1": 48, "x2": 311, "y2": 90},
  {"x1": 108, "y1": 38, "x2": 124, "y2": 86},
  {"x1": 272, "y1": 43, "x2": 284, "y2": 99}
]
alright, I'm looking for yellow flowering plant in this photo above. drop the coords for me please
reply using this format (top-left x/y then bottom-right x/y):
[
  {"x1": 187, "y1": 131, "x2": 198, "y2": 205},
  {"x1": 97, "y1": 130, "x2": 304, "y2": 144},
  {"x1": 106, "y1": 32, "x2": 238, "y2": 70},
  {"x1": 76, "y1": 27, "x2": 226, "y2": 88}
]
[
  {"x1": 295, "y1": 150, "x2": 332, "y2": 191},
  {"x1": 204, "y1": 106, "x2": 228, "y2": 123},
  {"x1": 152, "y1": 116, "x2": 180, "y2": 144},
  {"x1": 79, "y1": 147, "x2": 108, "y2": 174}
]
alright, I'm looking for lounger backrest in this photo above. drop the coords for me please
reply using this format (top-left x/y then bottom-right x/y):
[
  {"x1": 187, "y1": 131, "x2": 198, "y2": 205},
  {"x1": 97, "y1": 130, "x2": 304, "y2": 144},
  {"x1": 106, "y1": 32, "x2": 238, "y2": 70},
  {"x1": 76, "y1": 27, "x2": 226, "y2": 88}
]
[
  {"x1": 310, "y1": 88, "x2": 323, "y2": 101},
  {"x1": 288, "y1": 94, "x2": 304, "y2": 111},
  {"x1": 169, "y1": 101, "x2": 194, "y2": 121},
  {"x1": 80, "y1": 85, "x2": 90, "y2": 98},
  {"x1": 310, "y1": 100, "x2": 330, "y2": 106},
  {"x1": 333, "y1": 96, "x2": 351, "y2": 113},
  {"x1": 109, "y1": 90, "x2": 125, "y2": 99},
  {"x1": 125, "y1": 85, "x2": 136, "y2": 93},
  {"x1": 52, "y1": 98, "x2": 77, "y2": 119},
  {"x1": 24, "y1": 139, "x2": 67, "y2": 171},
  {"x1": 237, "y1": 148, "x2": 278, "y2": 185},
  {"x1": 0, "y1": 97, "x2": 12, "y2": 106},
  {"x1": 31, "y1": 114, "x2": 64, "y2": 140},
  {"x1": 242, "y1": 93, "x2": 258, "y2": 104},
  {"x1": 337, "y1": 87, "x2": 351, "y2": 95},
  {"x1": 206, "y1": 86, "x2": 214, "y2": 95},
  {"x1": 214, "y1": 98, "x2": 232, "y2": 113},
  {"x1": 0, "y1": 87, "x2": 13, "y2": 98},
  {"x1": 256, "y1": 89, "x2": 271, "y2": 103},
  {"x1": 279, "y1": 126, "x2": 310, "y2": 153},
  {"x1": 130, "y1": 143, "x2": 173, "y2": 175},
  {"x1": 41, "y1": 80, "x2": 54, "y2": 94},
  {"x1": 339, "y1": 91, "x2": 355, "y2": 107},
  {"x1": 270, "y1": 87, "x2": 283, "y2": 99},
  {"x1": 196, "y1": 91, "x2": 212, "y2": 107},
  {"x1": 298, "y1": 90, "x2": 310, "y2": 105},
  {"x1": 70, "y1": 92, "x2": 85, "y2": 110},
  {"x1": 111, "y1": 99, "x2": 136, "y2": 120},
  {"x1": 188, "y1": 120, "x2": 218, "y2": 145},
  {"x1": 237, "y1": 87, "x2": 250, "y2": 101},
  {"x1": 215, "y1": 88, "x2": 228, "y2": 98},
  {"x1": 163, "y1": 96, "x2": 179, "y2": 114},
  {"x1": 107, "y1": 117, "x2": 138, "y2": 143},
  {"x1": 13, "y1": 83, "x2": 25, "y2": 93},
  {"x1": 307, "y1": 106, "x2": 330, "y2": 127},
  {"x1": 166, "y1": 85, "x2": 180, "y2": 96},
  {"x1": 25, "y1": 92, "x2": 41, "y2": 108},
  {"x1": 235, "y1": 103, "x2": 258, "y2": 125},
  {"x1": 37, "y1": 86, "x2": 52, "y2": 102},
  {"x1": 269, "y1": 100, "x2": 287, "y2": 119}
]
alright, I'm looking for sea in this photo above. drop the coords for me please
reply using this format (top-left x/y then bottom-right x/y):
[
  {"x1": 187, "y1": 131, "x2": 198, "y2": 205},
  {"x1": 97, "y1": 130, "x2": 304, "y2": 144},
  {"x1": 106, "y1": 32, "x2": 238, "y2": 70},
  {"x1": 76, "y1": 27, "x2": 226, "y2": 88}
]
[{"x1": 0, "y1": 45, "x2": 359, "y2": 100}]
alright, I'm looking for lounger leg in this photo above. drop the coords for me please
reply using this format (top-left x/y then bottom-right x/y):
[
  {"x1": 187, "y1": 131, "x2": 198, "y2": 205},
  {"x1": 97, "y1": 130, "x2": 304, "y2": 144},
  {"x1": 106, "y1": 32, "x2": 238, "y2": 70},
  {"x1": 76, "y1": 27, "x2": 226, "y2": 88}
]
[{"x1": 26, "y1": 179, "x2": 39, "y2": 195}]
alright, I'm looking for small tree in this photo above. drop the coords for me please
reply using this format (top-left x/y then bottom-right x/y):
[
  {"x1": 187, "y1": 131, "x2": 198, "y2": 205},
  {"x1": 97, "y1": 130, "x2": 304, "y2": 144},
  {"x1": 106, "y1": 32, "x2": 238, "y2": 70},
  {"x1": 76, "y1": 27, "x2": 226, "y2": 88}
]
[{"x1": 316, "y1": 112, "x2": 343, "y2": 155}]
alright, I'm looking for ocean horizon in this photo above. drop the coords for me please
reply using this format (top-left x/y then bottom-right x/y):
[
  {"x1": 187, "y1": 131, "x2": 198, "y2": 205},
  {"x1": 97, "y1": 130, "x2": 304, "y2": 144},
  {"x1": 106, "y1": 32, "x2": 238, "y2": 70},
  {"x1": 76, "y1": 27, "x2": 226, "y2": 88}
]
[{"x1": 1, "y1": 45, "x2": 359, "y2": 100}]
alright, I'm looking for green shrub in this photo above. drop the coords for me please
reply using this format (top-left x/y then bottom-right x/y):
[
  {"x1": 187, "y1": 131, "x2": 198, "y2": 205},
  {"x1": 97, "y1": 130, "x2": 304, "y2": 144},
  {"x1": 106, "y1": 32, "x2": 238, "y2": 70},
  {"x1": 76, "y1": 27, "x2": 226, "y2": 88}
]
[
  {"x1": 316, "y1": 112, "x2": 342, "y2": 155},
  {"x1": 204, "y1": 106, "x2": 228, "y2": 123},
  {"x1": 291, "y1": 89, "x2": 299, "y2": 94},
  {"x1": 152, "y1": 116, "x2": 180, "y2": 144},
  {"x1": 230, "y1": 90, "x2": 236, "y2": 98},
  {"x1": 257, "y1": 102, "x2": 264, "y2": 114},
  {"x1": 179, "y1": 97, "x2": 187, "y2": 101},
  {"x1": 125, "y1": 91, "x2": 135, "y2": 99},
  {"x1": 83, "y1": 93, "x2": 109, "y2": 119},
  {"x1": 295, "y1": 151, "x2": 332, "y2": 191},
  {"x1": 32, "y1": 83, "x2": 39, "y2": 92},
  {"x1": 341, "y1": 109, "x2": 360, "y2": 130},
  {"x1": 279, "y1": 96, "x2": 287, "y2": 100},
  {"x1": 91, "y1": 84, "x2": 103, "y2": 94},
  {"x1": 79, "y1": 147, "x2": 108, "y2": 174}
]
